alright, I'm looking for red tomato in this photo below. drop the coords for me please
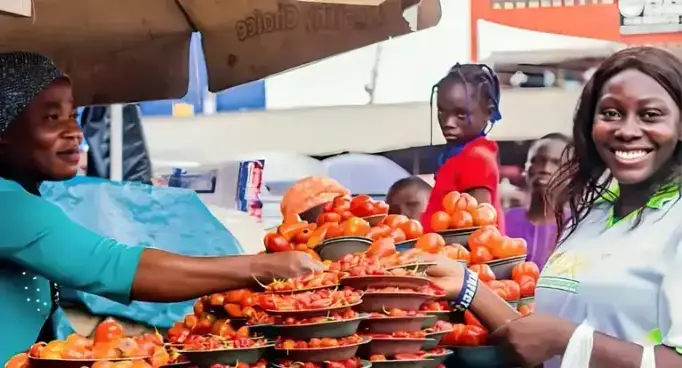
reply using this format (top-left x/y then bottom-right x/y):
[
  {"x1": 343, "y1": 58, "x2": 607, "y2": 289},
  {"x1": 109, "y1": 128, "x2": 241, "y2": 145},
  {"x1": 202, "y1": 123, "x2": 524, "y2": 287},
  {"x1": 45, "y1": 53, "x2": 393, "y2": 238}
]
[
  {"x1": 381, "y1": 214, "x2": 409, "y2": 229},
  {"x1": 388, "y1": 227, "x2": 407, "y2": 243},
  {"x1": 450, "y1": 210, "x2": 474, "y2": 229},
  {"x1": 468, "y1": 264, "x2": 496, "y2": 282},
  {"x1": 440, "y1": 323, "x2": 466, "y2": 346},
  {"x1": 469, "y1": 246, "x2": 493, "y2": 264},
  {"x1": 491, "y1": 237, "x2": 527, "y2": 259},
  {"x1": 373, "y1": 201, "x2": 390, "y2": 214},
  {"x1": 263, "y1": 232, "x2": 292, "y2": 252},
  {"x1": 459, "y1": 325, "x2": 488, "y2": 346},
  {"x1": 512, "y1": 261, "x2": 541, "y2": 282},
  {"x1": 317, "y1": 212, "x2": 342, "y2": 225},
  {"x1": 442, "y1": 191, "x2": 462, "y2": 214},
  {"x1": 519, "y1": 303, "x2": 535, "y2": 316},
  {"x1": 471, "y1": 203, "x2": 498, "y2": 227},
  {"x1": 501, "y1": 280, "x2": 521, "y2": 300},
  {"x1": 468, "y1": 226, "x2": 502, "y2": 250},
  {"x1": 463, "y1": 310, "x2": 485, "y2": 329},
  {"x1": 415, "y1": 233, "x2": 446, "y2": 253},
  {"x1": 366, "y1": 225, "x2": 391, "y2": 240},
  {"x1": 350, "y1": 195, "x2": 372, "y2": 207},
  {"x1": 93, "y1": 318, "x2": 124, "y2": 344},
  {"x1": 430, "y1": 211, "x2": 451, "y2": 232},
  {"x1": 455, "y1": 193, "x2": 479, "y2": 212},
  {"x1": 350, "y1": 196, "x2": 376, "y2": 217},
  {"x1": 518, "y1": 275, "x2": 537, "y2": 297},
  {"x1": 440, "y1": 244, "x2": 470, "y2": 263},
  {"x1": 341, "y1": 217, "x2": 371, "y2": 237},
  {"x1": 399, "y1": 219, "x2": 424, "y2": 240},
  {"x1": 366, "y1": 238, "x2": 397, "y2": 259}
]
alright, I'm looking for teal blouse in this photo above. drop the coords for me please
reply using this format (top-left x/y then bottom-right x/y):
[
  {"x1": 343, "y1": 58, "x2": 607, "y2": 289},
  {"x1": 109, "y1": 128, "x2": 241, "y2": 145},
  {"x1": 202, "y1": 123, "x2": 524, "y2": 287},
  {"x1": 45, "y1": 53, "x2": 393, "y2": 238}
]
[{"x1": 0, "y1": 178, "x2": 144, "y2": 363}]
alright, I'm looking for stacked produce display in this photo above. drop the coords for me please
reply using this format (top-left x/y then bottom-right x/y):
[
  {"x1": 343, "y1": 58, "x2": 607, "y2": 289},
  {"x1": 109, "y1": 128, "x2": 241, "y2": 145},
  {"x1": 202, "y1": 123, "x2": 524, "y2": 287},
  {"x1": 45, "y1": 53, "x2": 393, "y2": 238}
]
[{"x1": 5, "y1": 191, "x2": 541, "y2": 368}]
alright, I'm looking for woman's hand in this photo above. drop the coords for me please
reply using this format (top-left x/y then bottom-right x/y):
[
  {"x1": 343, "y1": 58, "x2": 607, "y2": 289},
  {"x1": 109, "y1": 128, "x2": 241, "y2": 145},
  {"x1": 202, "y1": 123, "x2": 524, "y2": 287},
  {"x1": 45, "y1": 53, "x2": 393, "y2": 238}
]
[
  {"x1": 250, "y1": 251, "x2": 325, "y2": 280},
  {"x1": 490, "y1": 314, "x2": 576, "y2": 366},
  {"x1": 424, "y1": 256, "x2": 465, "y2": 300}
]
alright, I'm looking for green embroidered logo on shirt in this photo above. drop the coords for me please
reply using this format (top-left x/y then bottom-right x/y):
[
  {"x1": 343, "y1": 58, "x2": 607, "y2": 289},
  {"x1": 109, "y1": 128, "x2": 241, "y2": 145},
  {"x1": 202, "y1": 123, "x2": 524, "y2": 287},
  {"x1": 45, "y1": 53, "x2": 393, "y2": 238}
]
[{"x1": 537, "y1": 276, "x2": 580, "y2": 293}]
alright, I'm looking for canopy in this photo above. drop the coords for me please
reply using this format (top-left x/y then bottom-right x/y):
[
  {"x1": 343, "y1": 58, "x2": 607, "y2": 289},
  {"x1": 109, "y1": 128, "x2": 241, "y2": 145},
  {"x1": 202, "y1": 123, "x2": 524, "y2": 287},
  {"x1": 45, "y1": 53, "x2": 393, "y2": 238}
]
[{"x1": 0, "y1": 0, "x2": 440, "y2": 105}]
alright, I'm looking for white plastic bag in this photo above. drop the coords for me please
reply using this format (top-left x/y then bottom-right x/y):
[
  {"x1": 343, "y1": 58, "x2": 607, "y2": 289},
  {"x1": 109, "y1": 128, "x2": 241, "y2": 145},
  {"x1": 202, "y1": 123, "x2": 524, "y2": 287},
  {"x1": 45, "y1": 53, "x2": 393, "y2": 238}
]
[{"x1": 560, "y1": 321, "x2": 594, "y2": 368}]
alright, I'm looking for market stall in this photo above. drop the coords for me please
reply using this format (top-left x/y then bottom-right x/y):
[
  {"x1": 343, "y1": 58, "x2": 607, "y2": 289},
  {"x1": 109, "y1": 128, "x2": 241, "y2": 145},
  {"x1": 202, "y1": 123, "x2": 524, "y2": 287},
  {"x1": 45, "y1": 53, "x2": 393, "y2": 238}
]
[{"x1": 13, "y1": 191, "x2": 537, "y2": 367}]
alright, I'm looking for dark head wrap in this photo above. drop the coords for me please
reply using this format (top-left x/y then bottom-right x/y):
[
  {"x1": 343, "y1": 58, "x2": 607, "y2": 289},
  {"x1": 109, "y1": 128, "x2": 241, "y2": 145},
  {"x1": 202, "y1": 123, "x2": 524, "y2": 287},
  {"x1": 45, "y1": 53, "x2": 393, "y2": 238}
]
[{"x1": 0, "y1": 52, "x2": 65, "y2": 133}]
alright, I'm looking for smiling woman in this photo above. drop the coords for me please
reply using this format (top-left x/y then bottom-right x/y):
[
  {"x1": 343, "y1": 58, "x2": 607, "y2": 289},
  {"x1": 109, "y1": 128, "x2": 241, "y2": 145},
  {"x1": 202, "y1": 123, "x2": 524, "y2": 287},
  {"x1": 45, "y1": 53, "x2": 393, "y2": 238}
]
[
  {"x1": 423, "y1": 46, "x2": 682, "y2": 368},
  {"x1": 0, "y1": 52, "x2": 323, "y2": 363}
]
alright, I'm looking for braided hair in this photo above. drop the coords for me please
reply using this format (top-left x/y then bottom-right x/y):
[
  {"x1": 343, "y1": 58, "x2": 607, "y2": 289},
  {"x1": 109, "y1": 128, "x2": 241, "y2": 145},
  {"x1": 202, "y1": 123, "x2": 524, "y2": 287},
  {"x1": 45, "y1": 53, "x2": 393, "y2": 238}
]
[{"x1": 430, "y1": 63, "x2": 502, "y2": 168}]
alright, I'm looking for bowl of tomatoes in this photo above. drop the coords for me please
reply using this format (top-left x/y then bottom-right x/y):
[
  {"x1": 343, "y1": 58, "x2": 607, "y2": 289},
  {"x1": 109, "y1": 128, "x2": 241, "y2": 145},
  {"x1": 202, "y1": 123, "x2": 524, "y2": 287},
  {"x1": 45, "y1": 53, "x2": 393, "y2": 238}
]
[
  {"x1": 358, "y1": 290, "x2": 433, "y2": 313},
  {"x1": 423, "y1": 348, "x2": 453, "y2": 368},
  {"x1": 359, "y1": 336, "x2": 431, "y2": 357},
  {"x1": 360, "y1": 314, "x2": 431, "y2": 334},
  {"x1": 367, "y1": 352, "x2": 435, "y2": 368},
  {"x1": 273, "y1": 357, "x2": 371, "y2": 368},
  {"x1": 275, "y1": 311, "x2": 368, "y2": 339},
  {"x1": 274, "y1": 335, "x2": 370, "y2": 362}
]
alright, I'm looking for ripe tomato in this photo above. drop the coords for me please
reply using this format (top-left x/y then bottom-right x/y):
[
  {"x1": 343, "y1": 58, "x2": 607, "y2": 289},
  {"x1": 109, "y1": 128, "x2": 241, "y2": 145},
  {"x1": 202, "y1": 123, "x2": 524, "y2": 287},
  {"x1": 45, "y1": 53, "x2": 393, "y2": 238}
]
[
  {"x1": 471, "y1": 203, "x2": 498, "y2": 227},
  {"x1": 463, "y1": 310, "x2": 485, "y2": 329},
  {"x1": 491, "y1": 237, "x2": 527, "y2": 259},
  {"x1": 430, "y1": 211, "x2": 451, "y2": 232},
  {"x1": 512, "y1": 261, "x2": 541, "y2": 282},
  {"x1": 332, "y1": 196, "x2": 351, "y2": 212},
  {"x1": 501, "y1": 280, "x2": 521, "y2": 300},
  {"x1": 440, "y1": 323, "x2": 466, "y2": 346},
  {"x1": 468, "y1": 226, "x2": 502, "y2": 250},
  {"x1": 341, "y1": 217, "x2": 371, "y2": 237},
  {"x1": 469, "y1": 245, "x2": 493, "y2": 264},
  {"x1": 440, "y1": 244, "x2": 470, "y2": 263},
  {"x1": 278, "y1": 222, "x2": 309, "y2": 241},
  {"x1": 468, "y1": 264, "x2": 495, "y2": 282},
  {"x1": 93, "y1": 318, "x2": 124, "y2": 344},
  {"x1": 415, "y1": 233, "x2": 446, "y2": 253},
  {"x1": 388, "y1": 227, "x2": 407, "y2": 243},
  {"x1": 317, "y1": 212, "x2": 342, "y2": 225},
  {"x1": 518, "y1": 275, "x2": 537, "y2": 297},
  {"x1": 442, "y1": 191, "x2": 462, "y2": 214},
  {"x1": 307, "y1": 222, "x2": 335, "y2": 248},
  {"x1": 5, "y1": 354, "x2": 28, "y2": 368},
  {"x1": 263, "y1": 232, "x2": 292, "y2": 253},
  {"x1": 325, "y1": 223, "x2": 344, "y2": 239},
  {"x1": 459, "y1": 325, "x2": 488, "y2": 346},
  {"x1": 381, "y1": 214, "x2": 409, "y2": 229},
  {"x1": 366, "y1": 224, "x2": 392, "y2": 240},
  {"x1": 399, "y1": 219, "x2": 424, "y2": 240},
  {"x1": 455, "y1": 193, "x2": 479, "y2": 212},
  {"x1": 373, "y1": 201, "x2": 390, "y2": 214},
  {"x1": 293, "y1": 224, "x2": 317, "y2": 244},
  {"x1": 487, "y1": 280, "x2": 510, "y2": 301},
  {"x1": 450, "y1": 210, "x2": 474, "y2": 229},
  {"x1": 225, "y1": 288, "x2": 252, "y2": 304},
  {"x1": 351, "y1": 195, "x2": 372, "y2": 207},
  {"x1": 366, "y1": 238, "x2": 397, "y2": 259}
]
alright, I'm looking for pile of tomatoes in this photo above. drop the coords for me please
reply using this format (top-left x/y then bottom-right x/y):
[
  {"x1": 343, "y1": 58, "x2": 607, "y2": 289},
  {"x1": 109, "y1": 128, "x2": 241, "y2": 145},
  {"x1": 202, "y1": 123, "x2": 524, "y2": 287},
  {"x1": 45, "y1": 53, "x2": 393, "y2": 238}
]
[
  {"x1": 369, "y1": 351, "x2": 445, "y2": 368},
  {"x1": 264, "y1": 272, "x2": 340, "y2": 293},
  {"x1": 180, "y1": 334, "x2": 267, "y2": 351},
  {"x1": 429, "y1": 191, "x2": 498, "y2": 231},
  {"x1": 318, "y1": 195, "x2": 389, "y2": 221},
  {"x1": 440, "y1": 311, "x2": 489, "y2": 347},
  {"x1": 168, "y1": 316, "x2": 251, "y2": 344},
  {"x1": 277, "y1": 357, "x2": 365, "y2": 368},
  {"x1": 276, "y1": 335, "x2": 364, "y2": 350},
  {"x1": 468, "y1": 225, "x2": 527, "y2": 264},
  {"x1": 263, "y1": 221, "x2": 323, "y2": 259},
  {"x1": 193, "y1": 288, "x2": 273, "y2": 326},
  {"x1": 209, "y1": 360, "x2": 266, "y2": 368},
  {"x1": 259, "y1": 288, "x2": 362, "y2": 311},
  {"x1": 5, "y1": 319, "x2": 171, "y2": 368},
  {"x1": 278, "y1": 309, "x2": 358, "y2": 325}
]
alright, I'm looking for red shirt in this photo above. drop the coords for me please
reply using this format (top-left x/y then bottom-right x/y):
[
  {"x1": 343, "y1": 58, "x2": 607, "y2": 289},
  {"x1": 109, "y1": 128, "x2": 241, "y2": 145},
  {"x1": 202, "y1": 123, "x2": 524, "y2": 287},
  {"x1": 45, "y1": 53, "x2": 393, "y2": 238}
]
[{"x1": 421, "y1": 137, "x2": 505, "y2": 234}]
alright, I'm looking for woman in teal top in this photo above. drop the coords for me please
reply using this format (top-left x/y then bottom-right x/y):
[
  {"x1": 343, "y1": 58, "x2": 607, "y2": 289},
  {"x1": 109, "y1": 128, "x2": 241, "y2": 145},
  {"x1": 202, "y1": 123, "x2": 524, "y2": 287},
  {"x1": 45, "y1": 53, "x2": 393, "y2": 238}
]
[{"x1": 0, "y1": 52, "x2": 322, "y2": 363}]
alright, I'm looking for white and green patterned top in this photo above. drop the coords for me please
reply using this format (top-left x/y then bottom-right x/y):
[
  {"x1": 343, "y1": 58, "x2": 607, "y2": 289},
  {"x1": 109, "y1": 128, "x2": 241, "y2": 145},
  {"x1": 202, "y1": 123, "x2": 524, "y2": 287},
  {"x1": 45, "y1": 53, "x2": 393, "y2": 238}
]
[{"x1": 536, "y1": 182, "x2": 682, "y2": 367}]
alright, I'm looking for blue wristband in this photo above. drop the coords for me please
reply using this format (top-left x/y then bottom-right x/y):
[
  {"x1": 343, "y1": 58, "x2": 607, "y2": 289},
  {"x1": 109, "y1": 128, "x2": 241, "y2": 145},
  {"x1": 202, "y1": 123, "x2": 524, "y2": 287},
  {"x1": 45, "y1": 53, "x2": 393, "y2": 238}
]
[{"x1": 452, "y1": 265, "x2": 479, "y2": 311}]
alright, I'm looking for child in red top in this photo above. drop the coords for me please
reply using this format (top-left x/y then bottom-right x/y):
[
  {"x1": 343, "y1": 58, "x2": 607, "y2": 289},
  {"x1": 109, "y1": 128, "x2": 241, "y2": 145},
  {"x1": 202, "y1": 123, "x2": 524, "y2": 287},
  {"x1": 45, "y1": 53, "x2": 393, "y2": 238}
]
[{"x1": 420, "y1": 63, "x2": 505, "y2": 234}]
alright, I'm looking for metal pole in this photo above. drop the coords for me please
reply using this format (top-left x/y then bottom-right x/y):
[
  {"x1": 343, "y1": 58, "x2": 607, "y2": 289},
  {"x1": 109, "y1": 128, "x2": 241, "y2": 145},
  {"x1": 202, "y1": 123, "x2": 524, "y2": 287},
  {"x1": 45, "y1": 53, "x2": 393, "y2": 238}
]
[{"x1": 109, "y1": 104, "x2": 124, "y2": 181}]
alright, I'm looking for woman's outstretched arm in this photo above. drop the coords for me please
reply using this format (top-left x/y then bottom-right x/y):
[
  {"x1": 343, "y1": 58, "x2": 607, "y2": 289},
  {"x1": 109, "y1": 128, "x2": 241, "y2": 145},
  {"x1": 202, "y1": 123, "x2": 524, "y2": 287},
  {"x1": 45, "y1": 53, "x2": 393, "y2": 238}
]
[{"x1": 0, "y1": 191, "x2": 321, "y2": 304}]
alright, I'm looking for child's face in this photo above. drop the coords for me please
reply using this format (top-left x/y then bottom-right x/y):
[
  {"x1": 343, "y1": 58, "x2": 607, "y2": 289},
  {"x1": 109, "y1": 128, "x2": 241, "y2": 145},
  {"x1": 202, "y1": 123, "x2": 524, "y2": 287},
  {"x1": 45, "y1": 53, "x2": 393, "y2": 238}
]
[
  {"x1": 387, "y1": 186, "x2": 430, "y2": 220},
  {"x1": 437, "y1": 79, "x2": 490, "y2": 146}
]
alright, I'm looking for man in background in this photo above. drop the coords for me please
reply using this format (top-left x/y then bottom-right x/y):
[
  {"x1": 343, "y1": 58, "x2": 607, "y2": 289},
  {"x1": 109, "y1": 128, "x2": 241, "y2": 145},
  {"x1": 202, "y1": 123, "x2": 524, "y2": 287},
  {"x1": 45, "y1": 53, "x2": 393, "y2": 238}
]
[{"x1": 386, "y1": 176, "x2": 432, "y2": 220}]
